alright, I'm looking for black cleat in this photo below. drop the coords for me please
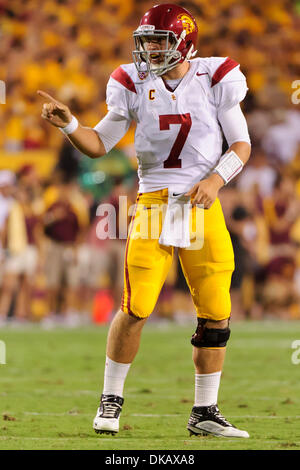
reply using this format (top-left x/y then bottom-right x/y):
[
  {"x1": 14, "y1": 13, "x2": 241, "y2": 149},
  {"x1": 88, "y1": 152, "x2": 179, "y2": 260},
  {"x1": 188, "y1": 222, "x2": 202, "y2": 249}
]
[{"x1": 187, "y1": 404, "x2": 249, "y2": 438}]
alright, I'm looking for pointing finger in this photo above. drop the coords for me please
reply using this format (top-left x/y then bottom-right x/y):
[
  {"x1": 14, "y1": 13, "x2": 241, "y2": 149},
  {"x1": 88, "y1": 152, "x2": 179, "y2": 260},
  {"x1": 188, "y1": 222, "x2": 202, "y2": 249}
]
[
  {"x1": 42, "y1": 103, "x2": 54, "y2": 112},
  {"x1": 37, "y1": 90, "x2": 63, "y2": 107}
]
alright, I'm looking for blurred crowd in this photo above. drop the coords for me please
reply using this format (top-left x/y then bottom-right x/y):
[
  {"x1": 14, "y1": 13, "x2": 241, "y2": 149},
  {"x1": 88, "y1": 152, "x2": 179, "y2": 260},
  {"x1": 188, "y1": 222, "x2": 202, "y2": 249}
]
[
  {"x1": 0, "y1": 0, "x2": 300, "y2": 325},
  {"x1": 1, "y1": 0, "x2": 299, "y2": 151},
  {"x1": 0, "y1": 163, "x2": 138, "y2": 326}
]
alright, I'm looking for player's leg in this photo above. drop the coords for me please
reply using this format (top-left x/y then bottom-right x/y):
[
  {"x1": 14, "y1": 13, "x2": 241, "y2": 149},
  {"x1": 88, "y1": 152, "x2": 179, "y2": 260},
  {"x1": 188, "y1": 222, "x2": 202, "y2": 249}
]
[
  {"x1": 106, "y1": 309, "x2": 147, "y2": 363},
  {"x1": 15, "y1": 246, "x2": 39, "y2": 320},
  {"x1": 108, "y1": 240, "x2": 126, "y2": 308},
  {"x1": 93, "y1": 309, "x2": 147, "y2": 435},
  {"x1": 0, "y1": 251, "x2": 26, "y2": 320},
  {"x1": 179, "y1": 199, "x2": 249, "y2": 438},
  {"x1": 43, "y1": 240, "x2": 63, "y2": 319},
  {"x1": 0, "y1": 272, "x2": 19, "y2": 319},
  {"x1": 94, "y1": 191, "x2": 173, "y2": 435},
  {"x1": 192, "y1": 319, "x2": 228, "y2": 373}
]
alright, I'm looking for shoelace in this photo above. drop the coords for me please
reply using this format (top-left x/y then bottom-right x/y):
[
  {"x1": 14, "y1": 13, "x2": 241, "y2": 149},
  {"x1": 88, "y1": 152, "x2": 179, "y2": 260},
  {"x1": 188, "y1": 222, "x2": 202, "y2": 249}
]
[
  {"x1": 101, "y1": 402, "x2": 121, "y2": 418},
  {"x1": 213, "y1": 407, "x2": 231, "y2": 426},
  {"x1": 191, "y1": 407, "x2": 232, "y2": 427}
]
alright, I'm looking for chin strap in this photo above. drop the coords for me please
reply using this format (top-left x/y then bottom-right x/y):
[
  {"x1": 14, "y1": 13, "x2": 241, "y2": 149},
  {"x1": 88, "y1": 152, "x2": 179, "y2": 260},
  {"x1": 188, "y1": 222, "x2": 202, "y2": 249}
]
[{"x1": 187, "y1": 45, "x2": 198, "y2": 60}]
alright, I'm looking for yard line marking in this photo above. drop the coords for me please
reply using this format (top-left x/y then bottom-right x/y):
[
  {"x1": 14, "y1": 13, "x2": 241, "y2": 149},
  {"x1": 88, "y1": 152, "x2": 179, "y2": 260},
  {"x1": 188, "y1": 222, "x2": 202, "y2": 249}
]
[
  {"x1": 0, "y1": 390, "x2": 99, "y2": 396},
  {"x1": 24, "y1": 412, "x2": 91, "y2": 416},
  {"x1": 0, "y1": 436, "x2": 299, "y2": 447},
  {"x1": 132, "y1": 413, "x2": 181, "y2": 417},
  {"x1": 1, "y1": 391, "x2": 182, "y2": 400},
  {"x1": 0, "y1": 436, "x2": 112, "y2": 441},
  {"x1": 21, "y1": 411, "x2": 300, "y2": 419},
  {"x1": 132, "y1": 413, "x2": 300, "y2": 419},
  {"x1": 228, "y1": 415, "x2": 300, "y2": 419}
]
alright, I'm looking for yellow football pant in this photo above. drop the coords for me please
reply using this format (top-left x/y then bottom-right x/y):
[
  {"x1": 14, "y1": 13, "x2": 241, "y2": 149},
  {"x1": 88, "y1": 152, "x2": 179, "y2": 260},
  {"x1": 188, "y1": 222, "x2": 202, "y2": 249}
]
[{"x1": 121, "y1": 189, "x2": 234, "y2": 321}]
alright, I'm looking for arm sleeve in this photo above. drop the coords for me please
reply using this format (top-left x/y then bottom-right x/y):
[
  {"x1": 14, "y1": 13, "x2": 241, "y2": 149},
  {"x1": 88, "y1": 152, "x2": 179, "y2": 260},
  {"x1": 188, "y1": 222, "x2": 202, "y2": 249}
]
[
  {"x1": 218, "y1": 104, "x2": 251, "y2": 147},
  {"x1": 93, "y1": 111, "x2": 131, "y2": 153}
]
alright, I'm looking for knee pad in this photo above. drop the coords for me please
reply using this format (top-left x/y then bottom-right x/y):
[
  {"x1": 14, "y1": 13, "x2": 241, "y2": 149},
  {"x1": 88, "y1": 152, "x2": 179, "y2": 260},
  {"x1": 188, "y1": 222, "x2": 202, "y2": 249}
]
[{"x1": 191, "y1": 318, "x2": 230, "y2": 348}]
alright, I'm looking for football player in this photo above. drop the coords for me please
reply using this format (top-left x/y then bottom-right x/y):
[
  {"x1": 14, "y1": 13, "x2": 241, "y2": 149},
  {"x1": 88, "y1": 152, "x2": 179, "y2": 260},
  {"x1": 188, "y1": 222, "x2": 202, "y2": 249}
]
[{"x1": 38, "y1": 4, "x2": 251, "y2": 438}]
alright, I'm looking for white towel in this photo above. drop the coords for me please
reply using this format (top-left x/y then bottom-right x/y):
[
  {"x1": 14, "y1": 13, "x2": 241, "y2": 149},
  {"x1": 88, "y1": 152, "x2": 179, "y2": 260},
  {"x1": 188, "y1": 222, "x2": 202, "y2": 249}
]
[{"x1": 159, "y1": 191, "x2": 191, "y2": 248}]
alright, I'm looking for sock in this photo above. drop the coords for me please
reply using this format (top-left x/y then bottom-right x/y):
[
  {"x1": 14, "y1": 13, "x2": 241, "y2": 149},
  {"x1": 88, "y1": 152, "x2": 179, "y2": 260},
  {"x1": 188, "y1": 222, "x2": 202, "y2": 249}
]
[
  {"x1": 194, "y1": 371, "x2": 222, "y2": 407},
  {"x1": 102, "y1": 356, "x2": 131, "y2": 397}
]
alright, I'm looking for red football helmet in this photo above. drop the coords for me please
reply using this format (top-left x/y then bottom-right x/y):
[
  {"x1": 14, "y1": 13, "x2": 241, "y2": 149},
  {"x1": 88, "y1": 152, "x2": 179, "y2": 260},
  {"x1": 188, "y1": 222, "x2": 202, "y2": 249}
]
[{"x1": 133, "y1": 4, "x2": 198, "y2": 77}]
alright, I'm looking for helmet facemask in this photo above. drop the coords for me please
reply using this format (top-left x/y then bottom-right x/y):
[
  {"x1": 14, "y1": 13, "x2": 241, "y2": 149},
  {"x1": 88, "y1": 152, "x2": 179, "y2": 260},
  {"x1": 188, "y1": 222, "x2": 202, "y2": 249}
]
[{"x1": 133, "y1": 26, "x2": 194, "y2": 77}]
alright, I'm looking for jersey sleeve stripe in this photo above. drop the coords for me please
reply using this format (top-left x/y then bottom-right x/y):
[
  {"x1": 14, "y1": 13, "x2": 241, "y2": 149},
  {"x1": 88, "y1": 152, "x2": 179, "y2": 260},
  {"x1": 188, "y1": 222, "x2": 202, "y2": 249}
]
[
  {"x1": 111, "y1": 66, "x2": 137, "y2": 94},
  {"x1": 211, "y1": 57, "x2": 239, "y2": 87}
]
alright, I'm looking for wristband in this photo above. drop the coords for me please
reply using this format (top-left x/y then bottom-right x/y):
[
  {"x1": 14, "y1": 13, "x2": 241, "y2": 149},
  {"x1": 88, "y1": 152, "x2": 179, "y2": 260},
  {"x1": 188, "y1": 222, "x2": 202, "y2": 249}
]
[
  {"x1": 214, "y1": 150, "x2": 244, "y2": 184},
  {"x1": 59, "y1": 115, "x2": 78, "y2": 135}
]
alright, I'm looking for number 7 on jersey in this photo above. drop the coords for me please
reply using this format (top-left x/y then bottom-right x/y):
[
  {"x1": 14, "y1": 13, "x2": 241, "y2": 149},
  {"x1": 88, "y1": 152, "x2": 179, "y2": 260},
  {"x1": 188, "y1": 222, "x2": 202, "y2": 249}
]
[{"x1": 159, "y1": 113, "x2": 192, "y2": 168}]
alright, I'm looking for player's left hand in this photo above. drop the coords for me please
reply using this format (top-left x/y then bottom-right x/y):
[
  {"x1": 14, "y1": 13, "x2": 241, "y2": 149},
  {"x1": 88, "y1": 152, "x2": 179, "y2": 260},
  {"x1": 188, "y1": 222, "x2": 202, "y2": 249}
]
[{"x1": 185, "y1": 173, "x2": 225, "y2": 209}]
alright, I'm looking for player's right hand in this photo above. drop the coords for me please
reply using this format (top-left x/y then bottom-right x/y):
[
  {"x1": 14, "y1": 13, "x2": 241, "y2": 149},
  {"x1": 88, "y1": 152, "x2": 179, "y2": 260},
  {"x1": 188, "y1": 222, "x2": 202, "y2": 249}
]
[{"x1": 37, "y1": 90, "x2": 72, "y2": 128}]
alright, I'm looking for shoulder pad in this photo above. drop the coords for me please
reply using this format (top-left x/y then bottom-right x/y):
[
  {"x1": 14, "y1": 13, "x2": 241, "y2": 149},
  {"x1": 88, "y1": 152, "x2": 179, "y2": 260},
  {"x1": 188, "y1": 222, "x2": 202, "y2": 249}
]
[
  {"x1": 197, "y1": 57, "x2": 243, "y2": 87},
  {"x1": 110, "y1": 64, "x2": 138, "y2": 94}
]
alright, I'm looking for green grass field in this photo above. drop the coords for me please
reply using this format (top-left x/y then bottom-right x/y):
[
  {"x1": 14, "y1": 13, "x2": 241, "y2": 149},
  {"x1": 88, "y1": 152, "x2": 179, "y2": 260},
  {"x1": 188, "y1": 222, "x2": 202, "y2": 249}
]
[{"x1": 0, "y1": 320, "x2": 300, "y2": 450}]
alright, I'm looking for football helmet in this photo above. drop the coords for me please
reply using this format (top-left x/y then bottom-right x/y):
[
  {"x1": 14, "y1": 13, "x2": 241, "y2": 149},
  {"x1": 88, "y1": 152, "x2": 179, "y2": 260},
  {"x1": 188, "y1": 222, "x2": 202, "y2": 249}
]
[{"x1": 133, "y1": 3, "x2": 198, "y2": 77}]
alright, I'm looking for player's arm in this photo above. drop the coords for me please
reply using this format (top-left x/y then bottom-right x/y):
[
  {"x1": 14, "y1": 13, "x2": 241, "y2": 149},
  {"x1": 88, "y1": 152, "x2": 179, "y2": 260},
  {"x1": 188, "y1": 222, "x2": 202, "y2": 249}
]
[
  {"x1": 37, "y1": 90, "x2": 130, "y2": 159},
  {"x1": 208, "y1": 104, "x2": 251, "y2": 188},
  {"x1": 186, "y1": 104, "x2": 251, "y2": 208},
  {"x1": 205, "y1": 139, "x2": 251, "y2": 201},
  {"x1": 63, "y1": 125, "x2": 106, "y2": 159},
  {"x1": 218, "y1": 103, "x2": 251, "y2": 165}
]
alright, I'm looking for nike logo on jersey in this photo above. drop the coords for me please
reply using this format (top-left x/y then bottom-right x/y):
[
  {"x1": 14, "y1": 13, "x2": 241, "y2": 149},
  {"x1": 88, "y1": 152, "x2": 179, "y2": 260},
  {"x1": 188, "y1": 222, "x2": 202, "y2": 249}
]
[{"x1": 196, "y1": 72, "x2": 208, "y2": 77}]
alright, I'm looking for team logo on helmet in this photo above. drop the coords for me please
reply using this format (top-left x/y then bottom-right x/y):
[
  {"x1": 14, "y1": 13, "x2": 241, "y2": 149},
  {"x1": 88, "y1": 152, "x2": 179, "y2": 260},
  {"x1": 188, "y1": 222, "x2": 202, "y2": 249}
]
[{"x1": 177, "y1": 14, "x2": 195, "y2": 35}]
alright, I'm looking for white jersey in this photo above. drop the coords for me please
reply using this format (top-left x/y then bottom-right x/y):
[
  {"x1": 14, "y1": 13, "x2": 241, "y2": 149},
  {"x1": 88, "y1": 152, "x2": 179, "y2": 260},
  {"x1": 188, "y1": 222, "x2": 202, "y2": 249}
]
[{"x1": 106, "y1": 57, "x2": 248, "y2": 193}]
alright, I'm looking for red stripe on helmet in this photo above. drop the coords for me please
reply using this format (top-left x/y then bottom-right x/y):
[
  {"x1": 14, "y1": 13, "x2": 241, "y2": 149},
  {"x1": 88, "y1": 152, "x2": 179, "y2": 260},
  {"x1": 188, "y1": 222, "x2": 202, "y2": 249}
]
[
  {"x1": 111, "y1": 66, "x2": 137, "y2": 94},
  {"x1": 211, "y1": 57, "x2": 239, "y2": 87}
]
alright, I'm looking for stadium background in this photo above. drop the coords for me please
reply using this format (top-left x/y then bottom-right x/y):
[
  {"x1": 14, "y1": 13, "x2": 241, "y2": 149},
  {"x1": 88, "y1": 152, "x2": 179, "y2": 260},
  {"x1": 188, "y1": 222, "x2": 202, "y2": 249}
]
[{"x1": 1, "y1": 0, "x2": 300, "y2": 327}]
